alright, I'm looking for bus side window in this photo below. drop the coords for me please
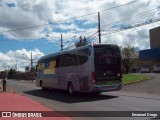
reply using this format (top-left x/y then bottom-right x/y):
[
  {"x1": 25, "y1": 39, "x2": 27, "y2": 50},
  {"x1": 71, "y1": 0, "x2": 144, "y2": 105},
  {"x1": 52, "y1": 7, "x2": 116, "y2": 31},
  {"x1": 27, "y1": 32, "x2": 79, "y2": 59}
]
[
  {"x1": 77, "y1": 48, "x2": 89, "y2": 65},
  {"x1": 38, "y1": 64, "x2": 41, "y2": 71},
  {"x1": 58, "y1": 52, "x2": 79, "y2": 67},
  {"x1": 38, "y1": 63, "x2": 44, "y2": 71},
  {"x1": 58, "y1": 48, "x2": 90, "y2": 68}
]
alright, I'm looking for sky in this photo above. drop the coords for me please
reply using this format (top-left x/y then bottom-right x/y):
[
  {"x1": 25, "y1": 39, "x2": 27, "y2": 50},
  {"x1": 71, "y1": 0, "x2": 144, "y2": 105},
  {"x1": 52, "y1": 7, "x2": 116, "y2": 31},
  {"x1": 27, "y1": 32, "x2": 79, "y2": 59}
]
[{"x1": 0, "y1": 0, "x2": 160, "y2": 71}]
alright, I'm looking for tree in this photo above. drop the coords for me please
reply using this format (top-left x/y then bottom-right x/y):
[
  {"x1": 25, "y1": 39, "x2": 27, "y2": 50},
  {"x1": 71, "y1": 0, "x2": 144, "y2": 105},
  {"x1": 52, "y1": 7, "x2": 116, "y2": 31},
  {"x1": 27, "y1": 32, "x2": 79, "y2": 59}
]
[
  {"x1": 8, "y1": 68, "x2": 16, "y2": 75},
  {"x1": 7, "y1": 68, "x2": 16, "y2": 79},
  {"x1": 121, "y1": 46, "x2": 138, "y2": 74}
]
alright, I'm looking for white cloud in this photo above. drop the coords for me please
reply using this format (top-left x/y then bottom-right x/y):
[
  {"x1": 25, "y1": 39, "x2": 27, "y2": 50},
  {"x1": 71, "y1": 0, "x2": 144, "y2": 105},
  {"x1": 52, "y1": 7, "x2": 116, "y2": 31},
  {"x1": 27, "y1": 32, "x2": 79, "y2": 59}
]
[
  {"x1": 0, "y1": 52, "x2": 11, "y2": 61},
  {"x1": 0, "y1": 0, "x2": 56, "y2": 39},
  {"x1": 0, "y1": 0, "x2": 160, "y2": 51},
  {"x1": 57, "y1": 24, "x2": 78, "y2": 31},
  {"x1": 0, "y1": 49, "x2": 44, "y2": 71}
]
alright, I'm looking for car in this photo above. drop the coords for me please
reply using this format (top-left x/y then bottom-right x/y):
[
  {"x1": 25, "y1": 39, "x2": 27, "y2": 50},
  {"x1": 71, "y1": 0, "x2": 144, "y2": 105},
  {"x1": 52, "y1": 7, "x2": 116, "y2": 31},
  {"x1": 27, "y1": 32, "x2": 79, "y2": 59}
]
[
  {"x1": 153, "y1": 64, "x2": 160, "y2": 73},
  {"x1": 140, "y1": 66, "x2": 150, "y2": 73}
]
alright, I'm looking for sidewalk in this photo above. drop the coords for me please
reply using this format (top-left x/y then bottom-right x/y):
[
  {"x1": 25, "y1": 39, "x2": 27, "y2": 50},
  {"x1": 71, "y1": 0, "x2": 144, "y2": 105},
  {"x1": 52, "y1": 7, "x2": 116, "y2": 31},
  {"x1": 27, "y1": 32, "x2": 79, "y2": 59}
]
[{"x1": 0, "y1": 92, "x2": 72, "y2": 120}]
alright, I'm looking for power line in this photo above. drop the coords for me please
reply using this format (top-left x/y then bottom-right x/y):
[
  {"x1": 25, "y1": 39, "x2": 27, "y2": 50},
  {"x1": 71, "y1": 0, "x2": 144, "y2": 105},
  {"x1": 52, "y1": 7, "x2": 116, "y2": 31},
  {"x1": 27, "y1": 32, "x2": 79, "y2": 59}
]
[
  {"x1": 101, "y1": 17, "x2": 160, "y2": 36},
  {"x1": 63, "y1": 36, "x2": 77, "y2": 46},
  {"x1": 0, "y1": 0, "x2": 138, "y2": 34},
  {"x1": 102, "y1": 21, "x2": 160, "y2": 44},
  {"x1": 100, "y1": 0, "x2": 159, "y2": 29},
  {"x1": 100, "y1": 0, "x2": 138, "y2": 13},
  {"x1": 63, "y1": 44, "x2": 75, "y2": 50},
  {"x1": 62, "y1": 29, "x2": 98, "y2": 48},
  {"x1": 63, "y1": 30, "x2": 99, "y2": 49},
  {"x1": 86, "y1": 31, "x2": 98, "y2": 38},
  {"x1": 100, "y1": 7, "x2": 160, "y2": 35},
  {"x1": 45, "y1": 38, "x2": 61, "y2": 46},
  {"x1": 101, "y1": 8, "x2": 158, "y2": 29}
]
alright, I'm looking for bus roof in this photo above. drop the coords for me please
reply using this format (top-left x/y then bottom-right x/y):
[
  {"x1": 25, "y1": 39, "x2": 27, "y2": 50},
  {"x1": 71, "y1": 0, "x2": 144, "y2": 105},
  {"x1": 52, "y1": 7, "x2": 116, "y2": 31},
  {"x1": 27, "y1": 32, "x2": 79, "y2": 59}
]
[
  {"x1": 39, "y1": 45, "x2": 92, "y2": 61},
  {"x1": 39, "y1": 44, "x2": 119, "y2": 61}
]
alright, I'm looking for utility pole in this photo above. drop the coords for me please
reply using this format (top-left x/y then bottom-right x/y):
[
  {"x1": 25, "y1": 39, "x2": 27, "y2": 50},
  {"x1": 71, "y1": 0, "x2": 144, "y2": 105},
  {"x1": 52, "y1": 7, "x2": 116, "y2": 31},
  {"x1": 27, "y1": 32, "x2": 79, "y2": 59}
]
[
  {"x1": 61, "y1": 34, "x2": 63, "y2": 51},
  {"x1": 30, "y1": 52, "x2": 33, "y2": 71},
  {"x1": 15, "y1": 61, "x2": 19, "y2": 80},
  {"x1": 98, "y1": 12, "x2": 101, "y2": 44}
]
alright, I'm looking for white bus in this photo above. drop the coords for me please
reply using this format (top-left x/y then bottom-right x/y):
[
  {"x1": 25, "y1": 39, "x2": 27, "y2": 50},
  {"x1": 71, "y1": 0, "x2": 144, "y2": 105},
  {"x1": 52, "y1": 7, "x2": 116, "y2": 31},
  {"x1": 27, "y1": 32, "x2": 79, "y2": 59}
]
[{"x1": 36, "y1": 44, "x2": 122, "y2": 94}]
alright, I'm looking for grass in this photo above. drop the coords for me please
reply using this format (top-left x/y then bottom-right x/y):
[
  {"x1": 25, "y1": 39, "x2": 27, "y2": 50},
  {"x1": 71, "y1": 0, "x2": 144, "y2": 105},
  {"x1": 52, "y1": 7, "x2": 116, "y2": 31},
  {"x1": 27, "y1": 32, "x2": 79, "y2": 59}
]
[
  {"x1": 122, "y1": 74, "x2": 150, "y2": 85},
  {"x1": 97, "y1": 74, "x2": 150, "y2": 85}
]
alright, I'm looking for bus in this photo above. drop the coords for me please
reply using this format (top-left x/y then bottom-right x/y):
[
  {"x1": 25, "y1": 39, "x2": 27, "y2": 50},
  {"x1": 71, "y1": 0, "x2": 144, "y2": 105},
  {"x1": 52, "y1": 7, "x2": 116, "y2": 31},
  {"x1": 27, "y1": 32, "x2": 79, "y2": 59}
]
[{"x1": 36, "y1": 44, "x2": 122, "y2": 94}]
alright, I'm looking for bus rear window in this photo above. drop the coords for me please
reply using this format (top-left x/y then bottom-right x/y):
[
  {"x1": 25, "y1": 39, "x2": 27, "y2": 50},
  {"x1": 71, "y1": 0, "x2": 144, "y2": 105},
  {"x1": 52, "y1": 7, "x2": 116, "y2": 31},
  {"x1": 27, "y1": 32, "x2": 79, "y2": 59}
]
[{"x1": 94, "y1": 45, "x2": 120, "y2": 65}]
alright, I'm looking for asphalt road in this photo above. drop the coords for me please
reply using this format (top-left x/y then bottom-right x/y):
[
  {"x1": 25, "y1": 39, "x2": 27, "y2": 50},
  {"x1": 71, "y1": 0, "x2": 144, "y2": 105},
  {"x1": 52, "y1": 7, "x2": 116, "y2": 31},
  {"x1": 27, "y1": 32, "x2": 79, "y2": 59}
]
[
  {"x1": 7, "y1": 73, "x2": 160, "y2": 120},
  {"x1": 122, "y1": 73, "x2": 160, "y2": 95}
]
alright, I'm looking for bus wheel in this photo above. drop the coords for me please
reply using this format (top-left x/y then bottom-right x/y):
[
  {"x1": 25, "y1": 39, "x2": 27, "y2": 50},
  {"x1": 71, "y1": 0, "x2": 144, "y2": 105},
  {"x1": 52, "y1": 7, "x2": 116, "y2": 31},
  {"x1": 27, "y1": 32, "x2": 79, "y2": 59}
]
[
  {"x1": 67, "y1": 83, "x2": 74, "y2": 95},
  {"x1": 40, "y1": 80, "x2": 42, "y2": 87}
]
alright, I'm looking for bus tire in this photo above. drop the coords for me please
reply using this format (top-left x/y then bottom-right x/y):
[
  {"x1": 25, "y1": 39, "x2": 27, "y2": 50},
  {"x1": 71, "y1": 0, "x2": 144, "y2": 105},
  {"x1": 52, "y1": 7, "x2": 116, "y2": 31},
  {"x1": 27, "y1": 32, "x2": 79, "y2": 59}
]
[
  {"x1": 40, "y1": 80, "x2": 42, "y2": 87},
  {"x1": 67, "y1": 82, "x2": 74, "y2": 95},
  {"x1": 40, "y1": 81, "x2": 48, "y2": 91}
]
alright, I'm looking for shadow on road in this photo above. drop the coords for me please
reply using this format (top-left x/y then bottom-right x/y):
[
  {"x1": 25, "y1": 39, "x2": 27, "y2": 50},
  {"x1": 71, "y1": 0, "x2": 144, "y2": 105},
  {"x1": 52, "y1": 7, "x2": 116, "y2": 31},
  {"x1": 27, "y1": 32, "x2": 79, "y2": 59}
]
[{"x1": 24, "y1": 89, "x2": 118, "y2": 103}]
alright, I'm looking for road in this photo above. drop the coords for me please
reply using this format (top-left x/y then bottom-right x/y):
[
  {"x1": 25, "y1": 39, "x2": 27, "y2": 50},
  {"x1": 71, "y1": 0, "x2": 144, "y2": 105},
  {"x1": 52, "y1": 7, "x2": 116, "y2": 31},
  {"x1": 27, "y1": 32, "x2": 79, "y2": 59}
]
[
  {"x1": 122, "y1": 73, "x2": 160, "y2": 95},
  {"x1": 7, "y1": 73, "x2": 160, "y2": 120}
]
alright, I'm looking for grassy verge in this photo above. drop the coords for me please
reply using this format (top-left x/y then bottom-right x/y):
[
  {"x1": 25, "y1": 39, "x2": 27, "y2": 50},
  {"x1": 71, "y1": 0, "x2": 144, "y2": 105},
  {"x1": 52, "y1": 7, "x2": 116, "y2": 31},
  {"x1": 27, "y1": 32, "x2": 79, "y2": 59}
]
[{"x1": 122, "y1": 74, "x2": 150, "y2": 85}]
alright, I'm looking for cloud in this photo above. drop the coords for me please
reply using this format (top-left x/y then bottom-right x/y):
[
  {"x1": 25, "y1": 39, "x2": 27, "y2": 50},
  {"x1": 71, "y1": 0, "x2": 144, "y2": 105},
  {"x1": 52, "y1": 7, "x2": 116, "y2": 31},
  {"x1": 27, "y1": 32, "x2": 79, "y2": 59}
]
[
  {"x1": 0, "y1": 0, "x2": 55, "y2": 40},
  {"x1": 0, "y1": 52, "x2": 10, "y2": 61},
  {"x1": 0, "y1": 0, "x2": 160, "y2": 51},
  {"x1": 0, "y1": 48, "x2": 44, "y2": 71}
]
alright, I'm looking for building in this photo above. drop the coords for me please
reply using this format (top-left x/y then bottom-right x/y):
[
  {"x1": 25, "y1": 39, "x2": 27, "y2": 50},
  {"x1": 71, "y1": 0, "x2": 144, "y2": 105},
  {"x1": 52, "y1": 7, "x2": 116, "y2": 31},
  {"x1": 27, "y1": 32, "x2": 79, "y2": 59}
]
[
  {"x1": 139, "y1": 26, "x2": 160, "y2": 68},
  {"x1": 150, "y1": 26, "x2": 160, "y2": 48}
]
